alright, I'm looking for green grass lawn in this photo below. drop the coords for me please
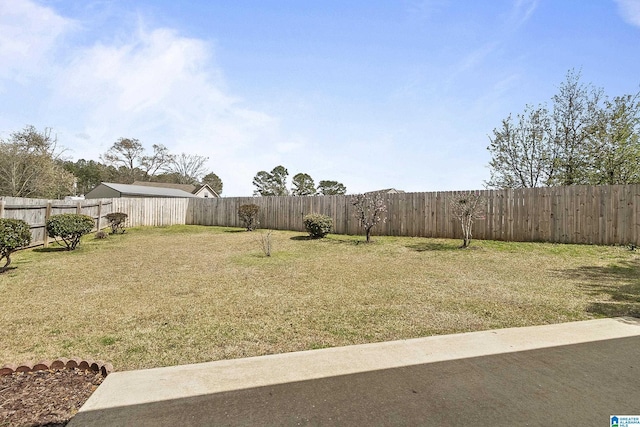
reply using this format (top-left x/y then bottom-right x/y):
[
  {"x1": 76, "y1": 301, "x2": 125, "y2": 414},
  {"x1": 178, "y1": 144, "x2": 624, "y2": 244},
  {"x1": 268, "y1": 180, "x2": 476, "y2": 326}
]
[{"x1": 1, "y1": 225, "x2": 638, "y2": 371}]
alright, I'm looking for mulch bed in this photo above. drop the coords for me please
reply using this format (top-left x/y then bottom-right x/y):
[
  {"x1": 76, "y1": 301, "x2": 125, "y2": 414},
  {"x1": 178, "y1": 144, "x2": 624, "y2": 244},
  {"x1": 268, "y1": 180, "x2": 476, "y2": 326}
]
[{"x1": 0, "y1": 368, "x2": 104, "y2": 427}]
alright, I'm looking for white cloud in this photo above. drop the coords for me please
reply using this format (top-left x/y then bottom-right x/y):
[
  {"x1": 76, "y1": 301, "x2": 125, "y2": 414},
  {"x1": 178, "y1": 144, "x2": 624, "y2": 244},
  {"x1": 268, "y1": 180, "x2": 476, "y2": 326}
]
[
  {"x1": 507, "y1": 0, "x2": 539, "y2": 29},
  {"x1": 615, "y1": 0, "x2": 640, "y2": 27},
  {"x1": 0, "y1": 0, "x2": 75, "y2": 83},
  {"x1": 406, "y1": 0, "x2": 449, "y2": 20}
]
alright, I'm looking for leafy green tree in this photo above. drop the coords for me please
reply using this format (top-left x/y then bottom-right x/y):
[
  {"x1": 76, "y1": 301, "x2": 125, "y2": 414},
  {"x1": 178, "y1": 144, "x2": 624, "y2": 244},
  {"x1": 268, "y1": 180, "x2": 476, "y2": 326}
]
[
  {"x1": 62, "y1": 159, "x2": 119, "y2": 195},
  {"x1": 317, "y1": 180, "x2": 347, "y2": 195},
  {"x1": 46, "y1": 214, "x2": 95, "y2": 250},
  {"x1": 291, "y1": 173, "x2": 316, "y2": 196},
  {"x1": 201, "y1": 172, "x2": 223, "y2": 195},
  {"x1": 0, "y1": 218, "x2": 31, "y2": 273},
  {"x1": 253, "y1": 165, "x2": 289, "y2": 196},
  {"x1": 586, "y1": 93, "x2": 640, "y2": 184},
  {"x1": 487, "y1": 69, "x2": 640, "y2": 188},
  {"x1": 0, "y1": 126, "x2": 75, "y2": 198},
  {"x1": 487, "y1": 105, "x2": 555, "y2": 188},
  {"x1": 550, "y1": 69, "x2": 603, "y2": 186}
]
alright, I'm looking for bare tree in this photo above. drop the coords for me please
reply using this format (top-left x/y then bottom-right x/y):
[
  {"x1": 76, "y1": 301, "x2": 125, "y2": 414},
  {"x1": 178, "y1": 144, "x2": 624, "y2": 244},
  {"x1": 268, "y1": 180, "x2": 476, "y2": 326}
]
[
  {"x1": 352, "y1": 192, "x2": 387, "y2": 243},
  {"x1": 448, "y1": 192, "x2": 485, "y2": 248},
  {"x1": 100, "y1": 138, "x2": 145, "y2": 183},
  {"x1": 167, "y1": 153, "x2": 209, "y2": 184},
  {"x1": 0, "y1": 126, "x2": 75, "y2": 198},
  {"x1": 141, "y1": 144, "x2": 174, "y2": 177}
]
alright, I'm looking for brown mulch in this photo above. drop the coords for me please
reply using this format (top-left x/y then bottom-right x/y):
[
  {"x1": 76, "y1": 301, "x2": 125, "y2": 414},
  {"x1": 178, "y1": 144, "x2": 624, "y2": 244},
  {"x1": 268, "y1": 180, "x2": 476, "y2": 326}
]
[{"x1": 0, "y1": 369, "x2": 103, "y2": 427}]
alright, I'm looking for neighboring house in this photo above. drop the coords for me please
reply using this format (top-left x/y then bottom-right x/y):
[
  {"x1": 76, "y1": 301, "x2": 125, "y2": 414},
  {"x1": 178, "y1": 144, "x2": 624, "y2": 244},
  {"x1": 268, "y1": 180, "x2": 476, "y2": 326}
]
[
  {"x1": 131, "y1": 181, "x2": 197, "y2": 193},
  {"x1": 132, "y1": 181, "x2": 219, "y2": 198},
  {"x1": 85, "y1": 182, "x2": 197, "y2": 199},
  {"x1": 192, "y1": 184, "x2": 220, "y2": 198},
  {"x1": 367, "y1": 188, "x2": 405, "y2": 194}
]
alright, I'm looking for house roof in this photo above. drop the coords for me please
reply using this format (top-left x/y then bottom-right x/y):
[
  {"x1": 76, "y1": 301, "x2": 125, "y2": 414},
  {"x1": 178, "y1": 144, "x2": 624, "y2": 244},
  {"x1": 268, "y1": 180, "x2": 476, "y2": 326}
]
[
  {"x1": 132, "y1": 181, "x2": 197, "y2": 193},
  {"x1": 367, "y1": 188, "x2": 406, "y2": 194},
  {"x1": 193, "y1": 183, "x2": 220, "y2": 197},
  {"x1": 100, "y1": 182, "x2": 197, "y2": 198}
]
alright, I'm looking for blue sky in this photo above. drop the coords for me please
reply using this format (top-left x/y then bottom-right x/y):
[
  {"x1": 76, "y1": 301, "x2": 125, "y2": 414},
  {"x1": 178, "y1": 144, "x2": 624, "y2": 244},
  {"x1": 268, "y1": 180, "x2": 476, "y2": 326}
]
[{"x1": 1, "y1": 0, "x2": 639, "y2": 196}]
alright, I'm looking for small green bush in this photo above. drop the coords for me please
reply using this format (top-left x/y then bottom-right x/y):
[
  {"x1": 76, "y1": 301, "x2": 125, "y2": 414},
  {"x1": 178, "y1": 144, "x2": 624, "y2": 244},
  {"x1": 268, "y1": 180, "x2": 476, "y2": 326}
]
[
  {"x1": 303, "y1": 213, "x2": 333, "y2": 238},
  {"x1": 105, "y1": 212, "x2": 128, "y2": 234},
  {"x1": 238, "y1": 204, "x2": 260, "y2": 231},
  {"x1": 0, "y1": 218, "x2": 32, "y2": 273},
  {"x1": 46, "y1": 213, "x2": 95, "y2": 250}
]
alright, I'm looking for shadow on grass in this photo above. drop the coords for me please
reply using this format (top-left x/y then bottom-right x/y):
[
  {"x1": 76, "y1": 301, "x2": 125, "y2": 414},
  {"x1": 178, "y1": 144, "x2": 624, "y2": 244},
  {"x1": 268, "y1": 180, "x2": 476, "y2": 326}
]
[
  {"x1": 223, "y1": 229, "x2": 247, "y2": 233},
  {"x1": 33, "y1": 246, "x2": 69, "y2": 253},
  {"x1": 556, "y1": 259, "x2": 640, "y2": 318},
  {"x1": 290, "y1": 235, "x2": 314, "y2": 241},
  {"x1": 289, "y1": 235, "x2": 369, "y2": 245},
  {"x1": 405, "y1": 242, "x2": 460, "y2": 252}
]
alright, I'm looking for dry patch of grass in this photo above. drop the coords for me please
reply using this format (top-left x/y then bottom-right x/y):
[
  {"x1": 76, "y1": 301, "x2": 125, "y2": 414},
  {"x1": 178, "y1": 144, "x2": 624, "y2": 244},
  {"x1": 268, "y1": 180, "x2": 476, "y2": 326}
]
[{"x1": 1, "y1": 225, "x2": 638, "y2": 371}]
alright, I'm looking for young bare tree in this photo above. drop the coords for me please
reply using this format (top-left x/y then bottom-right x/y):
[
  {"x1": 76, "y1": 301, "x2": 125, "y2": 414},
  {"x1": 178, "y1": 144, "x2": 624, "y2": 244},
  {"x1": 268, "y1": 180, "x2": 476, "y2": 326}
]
[
  {"x1": 352, "y1": 192, "x2": 387, "y2": 243},
  {"x1": 448, "y1": 192, "x2": 485, "y2": 248}
]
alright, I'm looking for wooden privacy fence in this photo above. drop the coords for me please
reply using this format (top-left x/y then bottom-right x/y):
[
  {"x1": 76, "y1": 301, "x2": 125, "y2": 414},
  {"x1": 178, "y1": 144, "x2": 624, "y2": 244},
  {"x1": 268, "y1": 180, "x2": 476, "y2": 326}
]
[
  {"x1": 184, "y1": 185, "x2": 640, "y2": 245},
  {"x1": 112, "y1": 197, "x2": 190, "y2": 227},
  {"x1": 14, "y1": 184, "x2": 635, "y2": 246},
  {"x1": 0, "y1": 197, "x2": 113, "y2": 247}
]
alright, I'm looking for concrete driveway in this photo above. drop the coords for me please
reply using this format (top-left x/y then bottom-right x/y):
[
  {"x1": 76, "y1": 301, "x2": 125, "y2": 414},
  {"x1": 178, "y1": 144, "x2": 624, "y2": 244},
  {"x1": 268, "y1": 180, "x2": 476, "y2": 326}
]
[{"x1": 69, "y1": 317, "x2": 640, "y2": 426}]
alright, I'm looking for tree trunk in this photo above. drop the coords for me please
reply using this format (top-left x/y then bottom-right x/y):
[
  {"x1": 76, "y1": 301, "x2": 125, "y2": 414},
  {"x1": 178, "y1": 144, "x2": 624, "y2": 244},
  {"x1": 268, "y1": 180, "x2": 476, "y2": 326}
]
[{"x1": 0, "y1": 253, "x2": 11, "y2": 273}]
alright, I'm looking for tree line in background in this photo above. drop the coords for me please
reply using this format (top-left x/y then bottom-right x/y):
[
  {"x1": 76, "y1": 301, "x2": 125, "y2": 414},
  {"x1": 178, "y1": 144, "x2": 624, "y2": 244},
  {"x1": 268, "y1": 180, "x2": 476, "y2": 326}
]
[
  {"x1": 487, "y1": 69, "x2": 640, "y2": 188},
  {"x1": 252, "y1": 165, "x2": 347, "y2": 196},
  {"x1": 0, "y1": 129, "x2": 223, "y2": 198}
]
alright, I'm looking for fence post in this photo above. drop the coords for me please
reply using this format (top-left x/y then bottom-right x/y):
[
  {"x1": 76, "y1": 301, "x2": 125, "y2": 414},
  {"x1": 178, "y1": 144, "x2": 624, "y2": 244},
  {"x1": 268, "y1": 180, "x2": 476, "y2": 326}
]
[
  {"x1": 96, "y1": 201, "x2": 102, "y2": 231},
  {"x1": 76, "y1": 201, "x2": 82, "y2": 215},
  {"x1": 0, "y1": 200, "x2": 4, "y2": 218},
  {"x1": 43, "y1": 202, "x2": 52, "y2": 248}
]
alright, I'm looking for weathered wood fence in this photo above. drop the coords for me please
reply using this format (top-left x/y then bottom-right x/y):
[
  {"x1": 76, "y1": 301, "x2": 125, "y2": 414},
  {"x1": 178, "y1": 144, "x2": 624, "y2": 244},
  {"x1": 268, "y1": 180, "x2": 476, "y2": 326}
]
[
  {"x1": 5, "y1": 184, "x2": 639, "y2": 246},
  {"x1": 184, "y1": 185, "x2": 640, "y2": 245},
  {"x1": 0, "y1": 197, "x2": 113, "y2": 247},
  {"x1": 112, "y1": 198, "x2": 190, "y2": 227}
]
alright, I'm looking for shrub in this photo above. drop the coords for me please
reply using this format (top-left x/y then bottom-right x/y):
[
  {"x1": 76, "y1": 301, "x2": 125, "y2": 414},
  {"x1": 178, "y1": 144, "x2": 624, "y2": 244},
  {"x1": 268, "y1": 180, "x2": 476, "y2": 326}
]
[
  {"x1": 46, "y1": 214, "x2": 95, "y2": 250},
  {"x1": 238, "y1": 204, "x2": 260, "y2": 231},
  {"x1": 0, "y1": 218, "x2": 32, "y2": 273},
  {"x1": 105, "y1": 212, "x2": 128, "y2": 234},
  {"x1": 303, "y1": 213, "x2": 333, "y2": 238}
]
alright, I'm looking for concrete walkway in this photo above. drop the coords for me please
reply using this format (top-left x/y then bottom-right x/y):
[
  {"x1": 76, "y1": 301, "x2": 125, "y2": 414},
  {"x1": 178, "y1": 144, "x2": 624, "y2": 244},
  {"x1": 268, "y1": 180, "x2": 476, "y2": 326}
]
[{"x1": 69, "y1": 318, "x2": 640, "y2": 426}]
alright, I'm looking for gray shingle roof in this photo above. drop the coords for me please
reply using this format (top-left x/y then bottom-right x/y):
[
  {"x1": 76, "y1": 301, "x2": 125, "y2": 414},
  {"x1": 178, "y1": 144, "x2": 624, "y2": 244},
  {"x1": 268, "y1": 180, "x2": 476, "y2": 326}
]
[{"x1": 101, "y1": 182, "x2": 197, "y2": 198}]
